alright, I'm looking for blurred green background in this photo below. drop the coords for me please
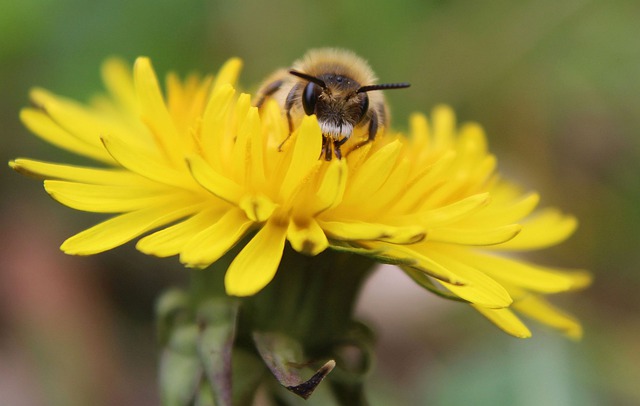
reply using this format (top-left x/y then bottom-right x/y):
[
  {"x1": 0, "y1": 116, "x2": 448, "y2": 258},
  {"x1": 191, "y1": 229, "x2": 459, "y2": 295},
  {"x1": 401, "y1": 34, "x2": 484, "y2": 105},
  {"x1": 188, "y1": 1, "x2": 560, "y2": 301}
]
[{"x1": 1, "y1": 0, "x2": 638, "y2": 405}]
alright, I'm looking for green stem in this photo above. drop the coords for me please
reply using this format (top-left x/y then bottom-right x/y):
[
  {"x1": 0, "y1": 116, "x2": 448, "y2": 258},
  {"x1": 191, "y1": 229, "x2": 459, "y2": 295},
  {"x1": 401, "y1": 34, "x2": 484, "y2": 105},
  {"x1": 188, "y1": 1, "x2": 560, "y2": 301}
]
[
  {"x1": 240, "y1": 246, "x2": 375, "y2": 352},
  {"x1": 183, "y1": 245, "x2": 376, "y2": 404},
  {"x1": 188, "y1": 241, "x2": 246, "y2": 309}
]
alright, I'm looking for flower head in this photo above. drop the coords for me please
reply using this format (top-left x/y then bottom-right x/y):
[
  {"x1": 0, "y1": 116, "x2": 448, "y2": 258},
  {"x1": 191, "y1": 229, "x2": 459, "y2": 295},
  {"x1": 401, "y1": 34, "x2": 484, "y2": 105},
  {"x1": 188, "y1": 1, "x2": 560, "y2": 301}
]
[{"x1": 11, "y1": 57, "x2": 590, "y2": 338}]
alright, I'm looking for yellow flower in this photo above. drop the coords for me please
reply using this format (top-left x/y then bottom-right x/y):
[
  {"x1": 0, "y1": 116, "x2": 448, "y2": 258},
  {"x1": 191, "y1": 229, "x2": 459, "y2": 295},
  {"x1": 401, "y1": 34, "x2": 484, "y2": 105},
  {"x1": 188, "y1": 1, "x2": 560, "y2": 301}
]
[{"x1": 11, "y1": 57, "x2": 590, "y2": 338}]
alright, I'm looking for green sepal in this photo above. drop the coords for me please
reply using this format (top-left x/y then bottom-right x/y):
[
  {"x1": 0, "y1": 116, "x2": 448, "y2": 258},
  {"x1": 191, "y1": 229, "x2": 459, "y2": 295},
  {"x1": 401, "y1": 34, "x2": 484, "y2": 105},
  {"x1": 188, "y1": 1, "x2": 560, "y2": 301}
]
[
  {"x1": 330, "y1": 321, "x2": 375, "y2": 384},
  {"x1": 401, "y1": 266, "x2": 470, "y2": 303},
  {"x1": 160, "y1": 325, "x2": 202, "y2": 406},
  {"x1": 196, "y1": 298, "x2": 239, "y2": 406},
  {"x1": 253, "y1": 331, "x2": 335, "y2": 400},
  {"x1": 326, "y1": 321, "x2": 375, "y2": 406},
  {"x1": 231, "y1": 349, "x2": 267, "y2": 406},
  {"x1": 195, "y1": 382, "x2": 215, "y2": 406},
  {"x1": 156, "y1": 288, "x2": 190, "y2": 347},
  {"x1": 329, "y1": 240, "x2": 417, "y2": 267},
  {"x1": 271, "y1": 377, "x2": 341, "y2": 405}
]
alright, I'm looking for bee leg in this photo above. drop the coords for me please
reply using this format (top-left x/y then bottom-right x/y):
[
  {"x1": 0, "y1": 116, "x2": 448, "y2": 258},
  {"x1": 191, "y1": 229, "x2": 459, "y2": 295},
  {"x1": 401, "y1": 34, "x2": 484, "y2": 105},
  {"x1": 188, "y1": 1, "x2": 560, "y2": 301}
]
[
  {"x1": 346, "y1": 110, "x2": 379, "y2": 156},
  {"x1": 333, "y1": 137, "x2": 348, "y2": 160},
  {"x1": 320, "y1": 137, "x2": 333, "y2": 161},
  {"x1": 254, "y1": 79, "x2": 283, "y2": 108},
  {"x1": 277, "y1": 84, "x2": 300, "y2": 152},
  {"x1": 284, "y1": 84, "x2": 299, "y2": 133},
  {"x1": 367, "y1": 109, "x2": 379, "y2": 143},
  {"x1": 277, "y1": 112, "x2": 294, "y2": 152}
]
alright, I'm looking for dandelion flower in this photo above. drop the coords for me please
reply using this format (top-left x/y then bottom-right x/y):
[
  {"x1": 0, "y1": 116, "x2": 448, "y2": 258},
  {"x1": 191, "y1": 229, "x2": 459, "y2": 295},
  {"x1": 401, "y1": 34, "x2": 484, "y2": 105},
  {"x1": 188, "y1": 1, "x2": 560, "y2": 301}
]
[{"x1": 11, "y1": 56, "x2": 590, "y2": 339}]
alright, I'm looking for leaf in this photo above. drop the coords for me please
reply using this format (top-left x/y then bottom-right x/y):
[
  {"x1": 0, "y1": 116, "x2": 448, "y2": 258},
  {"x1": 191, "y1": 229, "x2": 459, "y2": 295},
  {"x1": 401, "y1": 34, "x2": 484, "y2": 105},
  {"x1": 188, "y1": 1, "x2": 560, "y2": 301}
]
[{"x1": 253, "y1": 331, "x2": 335, "y2": 400}]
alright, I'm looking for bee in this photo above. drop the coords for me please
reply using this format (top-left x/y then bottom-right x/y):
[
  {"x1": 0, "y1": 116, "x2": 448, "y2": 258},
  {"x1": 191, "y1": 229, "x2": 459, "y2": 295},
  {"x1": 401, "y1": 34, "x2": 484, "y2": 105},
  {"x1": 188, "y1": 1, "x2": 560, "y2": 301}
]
[{"x1": 254, "y1": 48, "x2": 410, "y2": 160}]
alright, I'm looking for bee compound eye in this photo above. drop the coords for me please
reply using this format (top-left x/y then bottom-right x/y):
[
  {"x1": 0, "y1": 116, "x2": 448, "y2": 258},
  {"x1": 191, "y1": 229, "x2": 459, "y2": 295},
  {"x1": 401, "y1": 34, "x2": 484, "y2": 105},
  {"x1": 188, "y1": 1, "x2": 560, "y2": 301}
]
[
  {"x1": 302, "y1": 82, "x2": 321, "y2": 116},
  {"x1": 358, "y1": 93, "x2": 369, "y2": 123}
]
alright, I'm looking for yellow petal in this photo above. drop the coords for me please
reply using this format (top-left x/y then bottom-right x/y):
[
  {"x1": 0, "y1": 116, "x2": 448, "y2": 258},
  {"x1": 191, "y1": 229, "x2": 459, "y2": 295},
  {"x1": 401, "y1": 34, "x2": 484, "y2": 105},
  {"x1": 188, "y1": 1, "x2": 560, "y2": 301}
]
[
  {"x1": 364, "y1": 158, "x2": 411, "y2": 215},
  {"x1": 30, "y1": 88, "x2": 151, "y2": 156},
  {"x1": 279, "y1": 115, "x2": 323, "y2": 201},
  {"x1": 180, "y1": 208, "x2": 254, "y2": 268},
  {"x1": 562, "y1": 271, "x2": 593, "y2": 290},
  {"x1": 102, "y1": 135, "x2": 192, "y2": 188},
  {"x1": 472, "y1": 306, "x2": 532, "y2": 338},
  {"x1": 312, "y1": 159, "x2": 347, "y2": 214},
  {"x1": 471, "y1": 192, "x2": 540, "y2": 226},
  {"x1": 409, "y1": 113, "x2": 430, "y2": 149},
  {"x1": 61, "y1": 199, "x2": 203, "y2": 255},
  {"x1": 187, "y1": 155, "x2": 243, "y2": 204},
  {"x1": 44, "y1": 180, "x2": 176, "y2": 213},
  {"x1": 428, "y1": 251, "x2": 513, "y2": 308},
  {"x1": 101, "y1": 57, "x2": 137, "y2": 114},
  {"x1": 9, "y1": 159, "x2": 153, "y2": 186},
  {"x1": 20, "y1": 108, "x2": 115, "y2": 164},
  {"x1": 229, "y1": 93, "x2": 255, "y2": 181},
  {"x1": 261, "y1": 98, "x2": 289, "y2": 161},
  {"x1": 512, "y1": 295, "x2": 583, "y2": 340},
  {"x1": 225, "y1": 219, "x2": 288, "y2": 296},
  {"x1": 28, "y1": 89, "x2": 102, "y2": 145},
  {"x1": 456, "y1": 123, "x2": 487, "y2": 160},
  {"x1": 244, "y1": 107, "x2": 267, "y2": 188},
  {"x1": 239, "y1": 194, "x2": 278, "y2": 222},
  {"x1": 494, "y1": 209, "x2": 578, "y2": 251},
  {"x1": 320, "y1": 221, "x2": 425, "y2": 245},
  {"x1": 212, "y1": 57, "x2": 243, "y2": 91},
  {"x1": 133, "y1": 57, "x2": 182, "y2": 166},
  {"x1": 453, "y1": 250, "x2": 592, "y2": 293},
  {"x1": 428, "y1": 224, "x2": 522, "y2": 246},
  {"x1": 136, "y1": 207, "x2": 227, "y2": 257},
  {"x1": 200, "y1": 84, "x2": 235, "y2": 166},
  {"x1": 344, "y1": 140, "x2": 402, "y2": 201},
  {"x1": 432, "y1": 105, "x2": 456, "y2": 149},
  {"x1": 393, "y1": 151, "x2": 456, "y2": 213},
  {"x1": 404, "y1": 192, "x2": 490, "y2": 227},
  {"x1": 367, "y1": 243, "x2": 466, "y2": 285},
  {"x1": 421, "y1": 155, "x2": 496, "y2": 209},
  {"x1": 166, "y1": 72, "x2": 211, "y2": 134},
  {"x1": 287, "y1": 219, "x2": 328, "y2": 255}
]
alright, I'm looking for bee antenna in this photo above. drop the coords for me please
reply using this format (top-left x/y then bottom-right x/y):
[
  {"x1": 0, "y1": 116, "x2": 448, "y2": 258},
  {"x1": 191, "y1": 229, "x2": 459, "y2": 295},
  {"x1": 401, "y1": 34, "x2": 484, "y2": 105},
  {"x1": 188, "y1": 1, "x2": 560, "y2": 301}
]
[
  {"x1": 289, "y1": 70, "x2": 327, "y2": 88},
  {"x1": 357, "y1": 83, "x2": 411, "y2": 93}
]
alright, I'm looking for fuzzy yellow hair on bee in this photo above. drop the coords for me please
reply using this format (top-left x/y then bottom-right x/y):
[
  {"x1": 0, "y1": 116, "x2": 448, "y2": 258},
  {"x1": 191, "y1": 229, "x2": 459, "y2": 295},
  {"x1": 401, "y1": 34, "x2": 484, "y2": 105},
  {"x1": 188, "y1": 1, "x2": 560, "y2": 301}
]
[{"x1": 255, "y1": 48, "x2": 410, "y2": 160}]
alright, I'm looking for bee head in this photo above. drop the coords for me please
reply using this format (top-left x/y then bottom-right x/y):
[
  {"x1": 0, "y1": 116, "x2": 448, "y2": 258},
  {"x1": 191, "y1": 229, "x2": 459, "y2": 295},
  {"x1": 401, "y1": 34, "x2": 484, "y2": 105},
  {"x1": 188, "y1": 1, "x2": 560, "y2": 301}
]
[{"x1": 289, "y1": 70, "x2": 409, "y2": 139}]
